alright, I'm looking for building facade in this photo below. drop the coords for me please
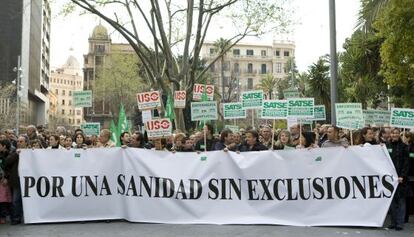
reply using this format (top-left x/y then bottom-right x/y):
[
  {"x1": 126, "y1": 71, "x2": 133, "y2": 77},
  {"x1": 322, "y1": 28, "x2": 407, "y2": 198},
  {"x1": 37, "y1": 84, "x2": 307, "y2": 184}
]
[
  {"x1": 0, "y1": 0, "x2": 51, "y2": 128},
  {"x1": 83, "y1": 24, "x2": 135, "y2": 127},
  {"x1": 201, "y1": 41, "x2": 295, "y2": 100},
  {"x1": 50, "y1": 56, "x2": 84, "y2": 129}
]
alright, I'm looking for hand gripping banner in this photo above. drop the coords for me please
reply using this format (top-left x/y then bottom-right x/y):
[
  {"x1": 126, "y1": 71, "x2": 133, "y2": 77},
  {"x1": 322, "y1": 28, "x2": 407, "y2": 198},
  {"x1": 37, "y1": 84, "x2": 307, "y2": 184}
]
[{"x1": 19, "y1": 145, "x2": 397, "y2": 226}]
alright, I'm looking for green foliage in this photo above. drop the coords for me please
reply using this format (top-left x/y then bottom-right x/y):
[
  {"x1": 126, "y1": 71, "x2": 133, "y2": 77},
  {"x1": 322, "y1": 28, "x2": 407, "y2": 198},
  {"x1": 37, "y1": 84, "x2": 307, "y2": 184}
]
[
  {"x1": 307, "y1": 56, "x2": 330, "y2": 107},
  {"x1": 258, "y1": 74, "x2": 279, "y2": 99},
  {"x1": 339, "y1": 30, "x2": 387, "y2": 108},
  {"x1": 375, "y1": 0, "x2": 414, "y2": 107},
  {"x1": 95, "y1": 53, "x2": 148, "y2": 118},
  {"x1": 357, "y1": 0, "x2": 390, "y2": 31}
]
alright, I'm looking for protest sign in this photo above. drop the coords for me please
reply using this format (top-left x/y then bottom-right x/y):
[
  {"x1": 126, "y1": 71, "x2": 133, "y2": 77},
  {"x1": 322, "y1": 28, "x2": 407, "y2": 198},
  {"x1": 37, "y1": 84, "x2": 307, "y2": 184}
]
[
  {"x1": 224, "y1": 125, "x2": 239, "y2": 133},
  {"x1": 193, "y1": 84, "x2": 214, "y2": 101},
  {"x1": 390, "y1": 108, "x2": 414, "y2": 129},
  {"x1": 80, "y1": 123, "x2": 100, "y2": 136},
  {"x1": 145, "y1": 118, "x2": 172, "y2": 138},
  {"x1": 287, "y1": 98, "x2": 315, "y2": 118},
  {"x1": 313, "y1": 105, "x2": 326, "y2": 121},
  {"x1": 20, "y1": 146, "x2": 397, "y2": 227},
  {"x1": 137, "y1": 91, "x2": 161, "y2": 110},
  {"x1": 242, "y1": 90, "x2": 264, "y2": 109},
  {"x1": 73, "y1": 90, "x2": 92, "y2": 108},
  {"x1": 174, "y1": 91, "x2": 186, "y2": 108},
  {"x1": 363, "y1": 110, "x2": 391, "y2": 126},
  {"x1": 191, "y1": 101, "x2": 217, "y2": 121},
  {"x1": 223, "y1": 102, "x2": 246, "y2": 119},
  {"x1": 283, "y1": 88, "x2": 300, "y2": 99},
  {"x1": 261, "y1": 100, "x2": 287, "y2": 119},
  {"x1": 142, "y1": 110, "x2": 152, "y2": 124},
  {"x1": 336, "y1": 103, "x2": 364, "y2": 129}
]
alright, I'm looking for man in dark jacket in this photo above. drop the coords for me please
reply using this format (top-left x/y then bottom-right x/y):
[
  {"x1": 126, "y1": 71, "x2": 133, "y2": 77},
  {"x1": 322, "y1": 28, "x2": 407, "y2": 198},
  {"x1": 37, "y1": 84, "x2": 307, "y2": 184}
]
[
  {"x1": 213, "y1": 129, "x2": 237, "y2": 151},
  {"x1": 386, "y1": 128, "x2": 410, "y2": 231},
  {"x1": 5, "y1": 135, "x2": 28, "y2": 225},
  {"x1": 239, "y1": 130, "x2": 268, "y2": 152},
  {"x1": 195, "y1": 124, "x2": 217, "y2": 152}
]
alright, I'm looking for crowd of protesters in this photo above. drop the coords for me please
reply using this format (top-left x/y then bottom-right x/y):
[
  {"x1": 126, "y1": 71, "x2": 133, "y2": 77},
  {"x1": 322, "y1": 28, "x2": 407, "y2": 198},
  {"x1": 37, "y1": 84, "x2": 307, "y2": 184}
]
[{"x1": 0, "y1": 123, "x2": 413, "y2": 230}]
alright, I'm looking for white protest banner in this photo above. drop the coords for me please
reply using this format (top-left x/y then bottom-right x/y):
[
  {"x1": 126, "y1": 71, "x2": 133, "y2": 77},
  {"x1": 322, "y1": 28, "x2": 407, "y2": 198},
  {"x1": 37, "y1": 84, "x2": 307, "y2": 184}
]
[
  {"x1": 283, "y1": 88, "x2": 300, "y2": 99},
  {"x1": 224, "y1": 125, "x2": 239, "y2": 133},
  {"x1": 313, "y1": 105, "x2": 326, "y2": 121},
  {"x1": 242, "y1": 90, "x2": 264, "y2": 109},
  {"x1": 174, "y1": 91, "x2": 186, "y2": 108},
  {"x1": 261, "y1": 100, "x2": 287, "y2": 119},
  {"x1": 137, "y1": 91, "x2": 161, "y2": 110},
  {"x1": 191, "y1": 101, "x2": 217, "y2": 121},
  {"x1": 145, "y1": 118, "x2": 172, "y2": 138},
  {"x1": 363, "y1": 110, "x2": 391, "y2": 126},
  {"x1": 336, "y1": 103, "x2": 364, "y2": 129},
  {"x1": 390, "y1": 108, "x2": 414, "y2": 129},
  {"x1": 20, "y1": 146, "x2": 397, "y2": 227},
  {"x1": 287, "y1": 98, "x2": 315, "y2": 118},
  {"x1": 73, "y1": 90, "x2": 92, "y2": 108},
  {"x1": 223, "y1": 102, "x2": 246, "y2": 119},
  {"x1": 80, "y1": 123, "x2": 100, "y2": 136},
  {"x1": 193, "y1": 84, "x2": 214, "y2": 101}
]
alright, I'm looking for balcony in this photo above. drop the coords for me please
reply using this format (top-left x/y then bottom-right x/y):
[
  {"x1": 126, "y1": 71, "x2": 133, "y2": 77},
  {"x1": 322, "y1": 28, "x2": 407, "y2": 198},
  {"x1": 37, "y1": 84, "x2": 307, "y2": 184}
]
[{"x1": 242, "y1": 69, "x2": 257, "y2": 75}]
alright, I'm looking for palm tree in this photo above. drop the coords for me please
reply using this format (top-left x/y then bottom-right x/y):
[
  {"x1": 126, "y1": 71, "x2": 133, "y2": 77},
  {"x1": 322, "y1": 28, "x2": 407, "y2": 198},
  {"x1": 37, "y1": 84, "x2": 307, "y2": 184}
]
[
  {"x1": 258, "y1": 74, "x2": 279, "y2": 99},
  {"x1": 213, "y1": 38, "x2": 231, "y2": 102},
  {"x1": 357, "y1": 0, "x2": 390, "y2": 31},
  {"x1": 308, "y1": 56, "x2": 331, "y2": 115}
]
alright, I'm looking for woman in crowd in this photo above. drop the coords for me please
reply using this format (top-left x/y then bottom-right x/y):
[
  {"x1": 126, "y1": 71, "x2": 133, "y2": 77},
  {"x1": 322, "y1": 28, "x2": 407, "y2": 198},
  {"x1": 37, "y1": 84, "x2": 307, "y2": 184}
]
[
  {"x1": 172, "y1": 133, "x2": 186, "y2": 152},
  {"x1": 74, "y1": 133, "x2": 87, "y2": 149},
  {"x1": 182, "y1": 138, "x2": 194, "y2": 152},
  {"x1": 0, "y1": 139, "x2": 12, "y2": 224},
  {"x1": 296, "y1": 132, "x2": 319, "y2": 149},
  {"x1": 239, "y1": 130, "x2": 268, "y2": 152},
  {"x1": 30, "y1": 139, "x2": 42, "y2": 149},
  {"x1": 64, "y1": 137, "x2": 73, "y2": 149},
  {"x1": 273, "y1": 130, "x2": 294, "y2": 150},
  {"x1": 405, "y1": 132, "x2": 414, "y2": 223},
  {"x1": 48, "y1": 135, "x2": 62, "y2": 149},
  {"x1": 386, "y1": 128, "x2": 410, "y2": 231},
  {"x1": 360, "y1": 127, "x2": 378, "y2": 145}
]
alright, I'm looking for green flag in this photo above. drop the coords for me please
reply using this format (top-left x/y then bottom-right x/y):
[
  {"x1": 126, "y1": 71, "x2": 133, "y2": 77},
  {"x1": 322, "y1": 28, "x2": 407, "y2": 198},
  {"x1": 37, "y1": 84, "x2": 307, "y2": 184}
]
[
  {"x1": 165, "y1": 95, "x2": 175, "y2": 121},
  {"x1": 117, "y1": 103, "x2": 129, "y2": 146},
  {"x1": 110, "y1": 119, "x2": 118, "y2": 145}
]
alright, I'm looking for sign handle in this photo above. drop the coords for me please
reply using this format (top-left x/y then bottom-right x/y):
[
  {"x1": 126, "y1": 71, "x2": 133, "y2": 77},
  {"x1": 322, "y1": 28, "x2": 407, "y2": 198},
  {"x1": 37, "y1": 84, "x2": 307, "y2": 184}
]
[
  {"x1": 271, "y1": 119, "x2": 276, "y2": 150},
  {"x1": 204, "y1": 121, "x2": 207, "y2": 154},
  {"x1": 299, "y1": 121, "x2": 302, "y2": 147},
  {"x1": 252, "y1": 110, "x2": 255, "y2": 129},
  {"x1": 350, "y1": 129, "x2": 353, "y2": 146}
]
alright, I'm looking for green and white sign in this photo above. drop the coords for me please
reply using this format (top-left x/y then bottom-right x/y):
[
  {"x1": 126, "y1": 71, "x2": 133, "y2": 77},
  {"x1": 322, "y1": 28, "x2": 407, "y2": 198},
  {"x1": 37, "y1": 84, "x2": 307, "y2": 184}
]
[
  {"x1": 363, "y1": 110, "x2": 391, "y2": 126},
  {"x1": 336, "y1": 103, "x2": 364, "y2": 129},
  {"x1": 283, "y1": 88, "x2": 300, "y2": 99},
  {"x1": 313, "y1": 105, "x2": 326, "y2": 121},
  {"x1": 287, "y1": 98, "x2": 315, "y2": 118},
  {"x1": 261, "y1": 100, "x2": 288, "y2": 119},
  {"x1": 242, "y1": 90, "x2": 264, "y2": 109},
  {"x1": 73, "y1": 90, "x2": 92, "y2": 108},
  {"x1": 80, "y1": 123, "x2": 100, "y2": 136},
  {"x1": 191, "y1": 101, "x2": 217, "y2": 121},
  {"x1": 223, "y1": 102, "x2": 246, "y2": 119},
  {"x1": 390, "y1": 108, "x2": 414, "y2": 129},
  {"x1": 224, "y1": 125, "x2": 239, "y2": 133}
]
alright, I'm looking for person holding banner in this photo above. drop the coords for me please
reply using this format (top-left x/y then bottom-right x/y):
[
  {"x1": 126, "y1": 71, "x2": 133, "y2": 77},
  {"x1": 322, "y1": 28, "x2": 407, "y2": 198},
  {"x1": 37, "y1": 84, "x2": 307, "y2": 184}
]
[
  {"x1": 239, "y1": 130, "x2": 268, "y2": 152},
  {"x1": 213, "y1": 129, "x2": 237, "y2": 151},
  {"x1": 259, "y1": 126, "x2": 273, "y2": 149},
  {"x1": 386, "y1": 128, "x2": 410, "y2": 231},
  {"x1": 194, "y1": 124, "x2": 217, "y2": 152},
  {"x1": 321, "y1": 126, "x2": 349, "y2": 148},
  {"x1": 119, "y1": 132, "x2": 131, "y2": 147},
  {"x1": 47, "y1": 135, "x2": 62, "y2": 149},
  {"x1": 273, "y1": 130, "x2": 295, "y2": 150},
  {"x1": 97, "y1": 129, "x2": 116, "y2": 148},
  {"x1": 74, "y1": 133, "x2": 87, "y2": 149},
  {"x1": 405, "y1": 132, "x2": 414, "y2": 223},
  {"x1": 360, "y1": 127, "x2": 378, "y2": 145}
]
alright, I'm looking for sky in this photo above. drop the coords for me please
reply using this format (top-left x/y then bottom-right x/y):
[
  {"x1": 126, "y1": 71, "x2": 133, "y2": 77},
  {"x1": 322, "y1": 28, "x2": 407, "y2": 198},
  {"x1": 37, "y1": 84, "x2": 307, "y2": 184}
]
[{"x1": 50, "y1": 0, "x2": 361, "y2": 72}]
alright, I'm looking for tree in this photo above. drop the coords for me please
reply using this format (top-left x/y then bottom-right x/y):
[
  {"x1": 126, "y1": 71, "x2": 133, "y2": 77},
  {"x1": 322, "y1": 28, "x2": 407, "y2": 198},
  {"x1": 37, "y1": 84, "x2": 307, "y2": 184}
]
[
  {"x1": 258, "y1": 73, "x2": 279, "y2": 99},
  {"x1": 375, "y1": 0, "x2": 414, "y2": 107},
  {"x1": 95, "y1": 52, "x2": 148, "y2": 120},
  {"x1": 339, "y1": 30, "x2": 387, "y2": 109},
  {"x1": 0, "y1": 83, "x2": 17, "y2": 130},
  {"x1": 65, "y1": 0, "x2": 293, "y2": 130},
  {"x1": 357, "y1": 0, "x2": 390, "y2": 32},
  {"x1": 307, "y1": 56, "x2": 331, "y2": 118},
  {"x1": 214, "y1": 38, "x2": 231, "y2": 102}
]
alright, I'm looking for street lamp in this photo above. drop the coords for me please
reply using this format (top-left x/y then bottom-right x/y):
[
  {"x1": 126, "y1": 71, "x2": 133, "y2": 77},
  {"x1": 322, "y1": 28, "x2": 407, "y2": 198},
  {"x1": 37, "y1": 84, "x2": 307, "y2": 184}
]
[{"x1": 12, "y1": 56, "x2": 23, "y2": 136}]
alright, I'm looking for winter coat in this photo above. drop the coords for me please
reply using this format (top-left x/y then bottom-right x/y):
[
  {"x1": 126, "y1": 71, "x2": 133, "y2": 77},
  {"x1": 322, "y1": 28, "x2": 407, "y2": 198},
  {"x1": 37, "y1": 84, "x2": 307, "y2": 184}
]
[{"x1": 386, "y1": 139, "x2": 410, "y2": 198}]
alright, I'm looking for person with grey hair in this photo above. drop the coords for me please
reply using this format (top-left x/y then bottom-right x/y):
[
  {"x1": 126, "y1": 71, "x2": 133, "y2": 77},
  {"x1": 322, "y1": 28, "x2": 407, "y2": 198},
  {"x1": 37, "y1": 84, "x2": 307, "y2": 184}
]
[
  {"x1": 55, "y1": 126, "x2": 67, "y2": 137},
  {"x1": 26, "y1": 125, "x2": 47, "y2": 148}
]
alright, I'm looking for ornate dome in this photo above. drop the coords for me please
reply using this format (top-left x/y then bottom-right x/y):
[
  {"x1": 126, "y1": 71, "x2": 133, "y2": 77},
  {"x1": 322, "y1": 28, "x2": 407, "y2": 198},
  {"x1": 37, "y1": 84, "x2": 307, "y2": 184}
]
[
  {"x1": 91, "y1": 24, "x2": 109, "y2": 40},
  {"x1": 64, "y1": 55, "x2": 80, "y2": 69}
]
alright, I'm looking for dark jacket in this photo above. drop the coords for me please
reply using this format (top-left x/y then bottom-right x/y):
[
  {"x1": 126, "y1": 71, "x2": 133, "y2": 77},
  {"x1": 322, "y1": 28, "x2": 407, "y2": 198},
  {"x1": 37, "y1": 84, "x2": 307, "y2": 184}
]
[
  {"x1": 195, "y1": 138, "x2": 217, "y2": 152},
  {"x1": 408, "y1": 143, "x2": 414, "y2": 177},
  {"x1": 213, "y1": 141, "x2": 237, "y2": 151},
  {"x1": 386, "y1": 139, "x2": 410, "y2": 198},
  {"x1": 239, "y1": 142, "x2": 269, "y2": 152},
  {"x1": 4, "y1": 151, "x2": 20, "y2": 189}
]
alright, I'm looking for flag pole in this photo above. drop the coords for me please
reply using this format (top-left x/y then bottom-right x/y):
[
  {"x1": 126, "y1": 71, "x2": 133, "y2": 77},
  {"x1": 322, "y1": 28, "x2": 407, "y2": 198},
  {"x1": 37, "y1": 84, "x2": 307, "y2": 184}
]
[
  {"x1": 350, "y1": 129, "x2": 353, "y2": 146},
  {"x1": 299, "y1": 120, "x2": 303, "y2": 147},
  {"x1": 271, "y1": 119, "x2": 276, "y2": 150}
]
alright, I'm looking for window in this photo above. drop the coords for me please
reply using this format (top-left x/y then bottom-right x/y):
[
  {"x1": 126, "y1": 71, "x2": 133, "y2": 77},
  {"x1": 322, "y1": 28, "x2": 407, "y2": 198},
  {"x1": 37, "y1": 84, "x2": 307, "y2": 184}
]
[
  {"x1": 94, "y1": 44, "x2": 105, "y2": 53},
  {"x1": 62, "y1": 90, "x2": 65, "y2": 96},
  {"x1": 247, "y1": 63, "x2": 253, "y2": 73},
  {"x1": 247, "y1": 78, "x2": 253, "y2": 89},
  {"x1": 69, "y1": 118, "x2": 72, "y2": 124},
  {"x1": 284, "y1": 51, "x2": 290, "y2": 57},
  {"x1": 246, "y1": 49, "x2": 254, "y2": 56},
  {"x1": 276, "y1": 63, "x2": 282, "y2": 73},
  {"x1": 77, "y1": 110, "x2": 81, "y2": 115},
  {"x1": 261, "y1": 64, "x2": 267, "y2": 74},
  {"x1": 234, "y1": 63, "x2": 239, "y2": 73},
  {"x1": 62, "y1": 109, "x2": 65, "y2": 115},
  {"x1": 209, "y1": 48, "x2": 215, "y2": 55},
  {"x1": 275, "y1": 50, "x2": 280, "y2": 57},
  {"x1": 210, "y1": 63, "x2": 215, "y2": 72},
  {"x1": 233, "y1": 49, "x2": 240, "y2": 56},
  {"x1": 69, "y1": 100, "x2": 72, "y2": 106},
  {"x1": 69, "y1": 109, "x2": 72, "y2": 115},
  {"x1": 95, "y1": 56, "x2": 103, "y2": 65},
  {"x1": 69, "y1": 91, "x2": 72, "y2": 96},
  {"x1": 261, "y1": 50, "x2": 267, "y2": 56},
  {"x1": 55, "y1": 89, "x2": 58, "y2": 95},
  {"x1": 223, "y1": 61, "x2": 230, "y2": 71},
  {"x1": 62, "y1": 99, "x2": 65, "y2": 105},
  {"x1": 77, "y1": 119, "x2": 81, "y2": 124}
]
